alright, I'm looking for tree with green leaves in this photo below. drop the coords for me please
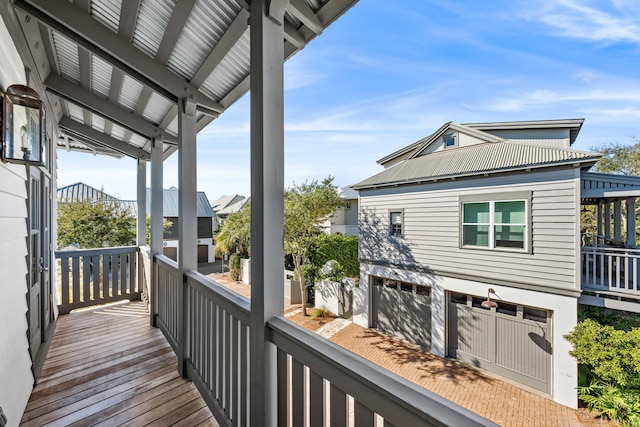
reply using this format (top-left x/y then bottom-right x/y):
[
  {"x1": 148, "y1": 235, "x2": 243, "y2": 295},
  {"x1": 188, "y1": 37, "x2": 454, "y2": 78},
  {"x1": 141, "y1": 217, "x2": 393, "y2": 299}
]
[
  {"x1": 145, "y1": 215, "x2": 173, "y2": 245},
  {"x1": 58, "y1": 198, "x2": 136, "y2": 249},
  {"x1": 284, "y1": 177, "x2": 344, "y2": 316},
  {"x1": 593, "y1": 138, "x2": 640, "y2": 176},
  {"x1": 216, "y1": 202, "x2": 251, "y2": 257}
]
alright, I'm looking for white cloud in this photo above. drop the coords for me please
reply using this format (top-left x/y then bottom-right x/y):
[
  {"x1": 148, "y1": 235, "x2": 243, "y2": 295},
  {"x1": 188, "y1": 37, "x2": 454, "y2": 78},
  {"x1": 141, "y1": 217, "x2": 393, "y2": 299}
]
[{"x1": 525, "y1": 0, "x2": 640, "y2": 44}]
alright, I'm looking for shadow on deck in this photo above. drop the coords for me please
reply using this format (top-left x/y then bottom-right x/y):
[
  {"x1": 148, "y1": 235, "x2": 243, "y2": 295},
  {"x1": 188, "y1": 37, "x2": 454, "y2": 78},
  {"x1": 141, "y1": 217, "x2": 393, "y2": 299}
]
[{"x1": 20, "y1": 301, "x2": 219, "y2": 427}]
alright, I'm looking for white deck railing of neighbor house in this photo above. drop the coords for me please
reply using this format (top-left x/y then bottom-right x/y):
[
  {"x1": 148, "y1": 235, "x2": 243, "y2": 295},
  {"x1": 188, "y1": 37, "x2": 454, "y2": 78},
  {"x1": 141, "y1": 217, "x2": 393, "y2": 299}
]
[
  {"x1": 56, "y1": 246, "x2": 140, "y2": 314},
  {"x1": 582, "y1": 246, "x2": 640, "y2": 297},
  {"x1": 153, "y1": 256, "x2": 496, "y2": 427}
]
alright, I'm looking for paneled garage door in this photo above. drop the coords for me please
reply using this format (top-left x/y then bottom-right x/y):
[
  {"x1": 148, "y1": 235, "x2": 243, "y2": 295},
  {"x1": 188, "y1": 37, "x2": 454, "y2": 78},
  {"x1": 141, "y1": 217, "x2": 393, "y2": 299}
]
[
  {"x1": 371, "y1": 276, "x2": 431, "y2": 349},
  {"x1": 448, "y1": 292, "x2": 552, "y2": 393}
]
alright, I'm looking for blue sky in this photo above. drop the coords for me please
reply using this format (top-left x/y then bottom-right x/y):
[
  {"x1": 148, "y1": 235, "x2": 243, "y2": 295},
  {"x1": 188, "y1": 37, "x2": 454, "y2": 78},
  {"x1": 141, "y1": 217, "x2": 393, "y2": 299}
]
[{"x1": 58, "y1": 0, "x2": 640, "y2": 201}]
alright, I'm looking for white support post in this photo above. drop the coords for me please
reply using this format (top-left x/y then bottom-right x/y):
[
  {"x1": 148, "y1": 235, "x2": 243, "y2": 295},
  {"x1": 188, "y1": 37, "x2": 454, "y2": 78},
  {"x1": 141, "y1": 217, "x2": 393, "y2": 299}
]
[
  {"x1": 249, "y1": 1, "x2": 285, "y2": 425},
  {"x1": 604, "y1": 201, "x2": 611, "y2": 239},
  {"x1": 136, "y1": 157, "x2": 147, "y2": 313},
  {"x1": 150, "y1": 138, "x2": 163, "y2": 326},
  {"x1": 627, "y1": 197, "x2": 636, "y2": 248},
  {"x1": 597, "y1": 202, "x2": 603, "y2": 244},
  {"x1": 178, "y1": 97, "x2": 198, "y2": 377},
  {"x1": 136, "y1": 158, "x2": 147, "y2": 246},
  {"x1": 614, "y1": 200, "x2": 622, "y2": 242}
]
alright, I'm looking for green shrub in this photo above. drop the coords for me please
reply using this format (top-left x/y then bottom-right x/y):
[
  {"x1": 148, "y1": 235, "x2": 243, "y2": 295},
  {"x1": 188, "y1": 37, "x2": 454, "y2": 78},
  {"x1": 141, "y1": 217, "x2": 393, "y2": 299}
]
[
  {"x1": 566, "y1": 310, "x2": 640, "y2": 425},
  {"x1": 307, "y1": 234, "x2": 359, "y2": 277},
  {"x1": 229, "y1": 253, "x2": 241, "y2": 281}
]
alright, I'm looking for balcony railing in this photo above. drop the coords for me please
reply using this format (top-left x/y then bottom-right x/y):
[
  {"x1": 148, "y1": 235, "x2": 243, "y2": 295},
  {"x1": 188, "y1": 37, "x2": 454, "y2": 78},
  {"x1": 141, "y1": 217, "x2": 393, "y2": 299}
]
[
  {"x1": 153, "y1": 255, "x2": 495, "y2": 426},
  {"x1": 56, "y1": 246, "x2": 140, "y2": 314},
  {"x1": 582, "y1": 246, "x2": 640, "y2": 297}
]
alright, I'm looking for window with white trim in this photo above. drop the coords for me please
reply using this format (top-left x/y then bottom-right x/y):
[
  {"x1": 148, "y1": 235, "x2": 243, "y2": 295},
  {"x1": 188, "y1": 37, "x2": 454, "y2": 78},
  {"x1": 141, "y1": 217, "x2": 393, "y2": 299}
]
[
  {"x1": 462, "y1": 199, "x2": 527, "y2": 250},
  {"x1": 443, "y1": 132, "x2": 457, "y2": 148},
  {"x1": 389, "y1": 211, "x2": 403, "y2": 237}
]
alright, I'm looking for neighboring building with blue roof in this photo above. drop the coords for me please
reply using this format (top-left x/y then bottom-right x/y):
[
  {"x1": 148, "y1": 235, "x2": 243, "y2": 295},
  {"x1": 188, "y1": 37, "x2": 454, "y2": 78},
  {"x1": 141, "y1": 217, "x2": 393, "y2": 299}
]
[{"x1": 146, "y1": 186, "x2": 215, "y2": 263}]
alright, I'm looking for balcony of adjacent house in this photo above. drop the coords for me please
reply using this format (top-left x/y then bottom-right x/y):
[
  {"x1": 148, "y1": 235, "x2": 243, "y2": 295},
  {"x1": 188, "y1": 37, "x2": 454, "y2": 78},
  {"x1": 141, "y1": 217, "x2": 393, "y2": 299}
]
[
  {"x1": 580, "y1": 195, "x2": 640, "y2": 313},
  {"x1": 28, "y1": 237, "x2": 494, "y2": 427}
]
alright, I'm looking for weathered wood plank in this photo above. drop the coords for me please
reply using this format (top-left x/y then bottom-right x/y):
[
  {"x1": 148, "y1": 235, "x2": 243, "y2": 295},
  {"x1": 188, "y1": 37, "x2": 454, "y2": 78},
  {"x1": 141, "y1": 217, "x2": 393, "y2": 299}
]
[{"x1": 20, "y1": 301, "x2": 215, "y2": 427}]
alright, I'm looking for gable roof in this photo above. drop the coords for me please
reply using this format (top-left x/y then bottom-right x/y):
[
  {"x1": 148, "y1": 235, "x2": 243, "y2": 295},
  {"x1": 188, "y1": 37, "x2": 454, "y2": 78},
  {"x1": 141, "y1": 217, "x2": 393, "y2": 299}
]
[
  {"x1": 354, "y1": 141, "x2": 602, "y2": 190},
  {"x1": 216, "y1": 197, "x2": 249, "y2": 215},
  {"x1": 211, "y1": 194, "x2": 246, "y2": 213},
  {"x1": 376, "y1": 119, "x2": 585, "y2": 166},
  {"x1": 57, "y1": 182, "x2": 137, "y2": 212},
  {"x1": 377, "y1": 122, "x2": 504, "y2": 165},
  {"x1": 146, "y1": 188, "x2": 214, "y2": 218},
  {"x1": 338, "y1": 186, "x2": 359, "y2": 199}
]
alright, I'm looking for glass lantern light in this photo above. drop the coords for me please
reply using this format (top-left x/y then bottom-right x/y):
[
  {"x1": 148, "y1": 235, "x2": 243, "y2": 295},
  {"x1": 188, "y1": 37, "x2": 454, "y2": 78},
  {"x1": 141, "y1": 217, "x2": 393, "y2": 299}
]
[{"x1": 1, "y1": 84, "x2": 45, "y2": 165}]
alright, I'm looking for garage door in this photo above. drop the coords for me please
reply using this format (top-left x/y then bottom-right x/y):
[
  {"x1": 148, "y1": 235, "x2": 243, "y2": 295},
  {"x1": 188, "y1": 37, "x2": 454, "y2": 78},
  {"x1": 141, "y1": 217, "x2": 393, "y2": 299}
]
[
  {"x1": 197, "y1": 244, "x2": 209, "y2": 264},
  {"x1": 371, "y1": 276, "x2": 431, "y2": 349},
  {"x1": 448, "y1": 292, "x2": 552, "y2": 393}
]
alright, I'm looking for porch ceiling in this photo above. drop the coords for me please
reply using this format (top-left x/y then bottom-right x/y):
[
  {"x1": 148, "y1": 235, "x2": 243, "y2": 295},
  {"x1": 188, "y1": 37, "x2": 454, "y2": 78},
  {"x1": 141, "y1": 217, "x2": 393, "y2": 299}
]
[{"x1": 7, "y1": 0, "x2": 356, "y2": 160}]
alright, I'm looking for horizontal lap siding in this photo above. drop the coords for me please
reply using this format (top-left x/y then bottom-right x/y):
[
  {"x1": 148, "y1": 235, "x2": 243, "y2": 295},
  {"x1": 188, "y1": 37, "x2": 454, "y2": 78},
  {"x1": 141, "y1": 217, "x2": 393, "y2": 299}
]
[
  {"x1": 0, "y1": 163, "x2": 34, "y2": 425},
  {"x1": 359, "y1": 168, "x2": 579, "y2": 290}
]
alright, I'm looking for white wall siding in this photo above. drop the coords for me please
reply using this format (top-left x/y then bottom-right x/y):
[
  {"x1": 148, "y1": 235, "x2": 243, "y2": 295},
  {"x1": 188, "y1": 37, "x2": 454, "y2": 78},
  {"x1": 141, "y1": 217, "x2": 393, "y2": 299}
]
[
  {"x1": 485, "y1": 128, "x2": 570, "y2": 148},
  {"x1": 0, "y1": 164, "x2": 33, "y2": 427},
  {"x1": 0, "y1": 17, "x2": 35, "y2": 426},
  {"x1": 359, "y1": 168, "x2": 581, "y2": 291}
]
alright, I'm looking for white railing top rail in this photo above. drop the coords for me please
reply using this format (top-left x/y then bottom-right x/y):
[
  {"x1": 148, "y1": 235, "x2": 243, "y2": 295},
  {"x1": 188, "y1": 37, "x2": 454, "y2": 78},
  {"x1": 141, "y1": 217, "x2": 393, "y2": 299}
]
[
  {"x1": 267, "y1": 316, "x2": 498, "y2": 427},
  {"x1": 582, "y1": 246, "x2": 640, "y2": 255},
  {"x1": 155, "y1": 253, "x2": 179, "y2": 270},
  {"x1": 55, "y1": 245, "x2": 139, "y2": 258},
  {"x1": 185, "y1": 270, "x2": 251, "y2": 326}
]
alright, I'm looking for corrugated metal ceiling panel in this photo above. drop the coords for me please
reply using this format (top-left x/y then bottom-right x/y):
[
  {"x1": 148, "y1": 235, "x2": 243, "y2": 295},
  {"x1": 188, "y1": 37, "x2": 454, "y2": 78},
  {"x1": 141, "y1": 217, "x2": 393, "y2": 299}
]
[
  {"x1": 129, "y1": 133, "x2": 148, "y2": 148},
  {"x1": 142, "y1": 92, "x2": 173, "y2": 125},
  {"x1": 110, "y1": 123, "x2": 127, "y2": 140},
  {"x1": 166, "y1": 115, "x2": 178, "y2": 136},
  {"x1": 52, "y1": 31, "x2": 80, "y2": 84},
  {"x1": 90, "y1": 0, "x2": 122, "y2": 33},
  {"x1": 118, "y1": 74, "x2": 144, "y2": 112},
  {"x1": 91, "y1": 55, "x2": 113, "y2": 99},
  {"x1": 167, "y1": 0, "x2": 241, "y2": 81},
  {"x1": 66, "y1": 101, "x2": 85, "y2": 123},
  {"x1": 132, "y1": 0, "x2": 177, "y2": 58},
  {"x1": 201, "y1": 29, "x2": 249, "y2": 100},
  {"x1": 92, "y1": 115, "x2": 106, "y2": 132}
]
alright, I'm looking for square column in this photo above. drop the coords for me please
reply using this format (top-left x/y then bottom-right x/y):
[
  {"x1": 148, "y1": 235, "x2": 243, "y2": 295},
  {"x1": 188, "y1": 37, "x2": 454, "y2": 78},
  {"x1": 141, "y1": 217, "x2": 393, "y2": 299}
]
[
  {"x1": 627, "y1": 197, "x2": 636, "y2": 247},
  {"x1": 177, "y1": 98, "x2": 198, "y2": 376},
  {"x1": 249, "y1": 0, "x2": 286, "y2": 425},
  {"x1": 150, "y1": 138, "x2": 163, "y2": 326},
  {"x1": 614, "y1": 200, "x2": 622, "y2": 242},
  {"x1": 136, "y1": 158, "x2": 147, "y2": 246}
]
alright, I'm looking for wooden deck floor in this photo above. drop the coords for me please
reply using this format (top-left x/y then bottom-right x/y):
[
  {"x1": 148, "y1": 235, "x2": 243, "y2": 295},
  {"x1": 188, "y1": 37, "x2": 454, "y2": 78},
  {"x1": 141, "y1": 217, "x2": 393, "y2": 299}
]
[{"x1": 20, "y1": 301, "x2": 219, "y2": 427}]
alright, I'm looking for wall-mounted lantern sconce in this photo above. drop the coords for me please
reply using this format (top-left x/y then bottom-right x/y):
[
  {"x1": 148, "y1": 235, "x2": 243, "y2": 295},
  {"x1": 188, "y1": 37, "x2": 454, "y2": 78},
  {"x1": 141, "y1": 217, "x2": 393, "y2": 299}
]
[{"x1": 1, "y1": 84, "x2": 45, "y2": 165}]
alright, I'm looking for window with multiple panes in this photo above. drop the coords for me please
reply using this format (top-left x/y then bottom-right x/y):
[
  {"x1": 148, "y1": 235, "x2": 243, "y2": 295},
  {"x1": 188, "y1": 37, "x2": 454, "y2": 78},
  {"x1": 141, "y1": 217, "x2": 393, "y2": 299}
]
[
  {"x1": 462, "y1": 199, "x2": 527, "y2": 250},
  {"x1": 389, "y1": 211, "x2": 403, "y2": 236}
]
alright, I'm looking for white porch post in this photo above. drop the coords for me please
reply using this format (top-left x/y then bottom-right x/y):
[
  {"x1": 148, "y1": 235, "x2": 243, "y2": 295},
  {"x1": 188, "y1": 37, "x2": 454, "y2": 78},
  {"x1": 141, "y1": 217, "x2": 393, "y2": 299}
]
[
  {"x1": 249, "y1": 0, "x2": 285, "y2": 425},
  {"x1": 177, "y1": 98, "x2": 198, "y2": 376},
  {"x1": 136, "y1": 158, "x2": 147, "y2": 246},
  {"x1": 136, "y1": 157, "x2": 147, "y2": 315},
  {"x1": 604, "y1": 201, "x2": 611, "y2": 239},
  {"x1": 614, "y1": 200, "x2": 622, "y2": 242},
  {"x1": 150, "y1": 138, "x2": 163, "y2": 326},
  {"x1": 597, "y1": 202, "x2": 603, "y2": 242},
  {"x1": 627, "y1": 197, "x2": 636, "y2": 247}
]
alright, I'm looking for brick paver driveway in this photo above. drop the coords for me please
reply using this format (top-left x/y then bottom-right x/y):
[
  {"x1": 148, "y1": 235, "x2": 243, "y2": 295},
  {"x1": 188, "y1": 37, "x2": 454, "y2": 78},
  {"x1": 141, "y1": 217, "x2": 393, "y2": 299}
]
[{"x1": 329, "y1": 324, "x2": 611, "y2": 427}]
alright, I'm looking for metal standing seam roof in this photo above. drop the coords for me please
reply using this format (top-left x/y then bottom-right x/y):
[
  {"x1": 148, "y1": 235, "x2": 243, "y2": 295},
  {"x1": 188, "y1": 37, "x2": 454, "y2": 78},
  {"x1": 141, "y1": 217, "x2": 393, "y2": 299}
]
[
  {"x1": 146, "y1": 188, "x2": 215, "y2": 217},
  {"x1": 353, "y1": 141, "x2": 603, "y2": 190},
  {"x1": 5, "y1": 0, "x2": 358, "y2": 160}
]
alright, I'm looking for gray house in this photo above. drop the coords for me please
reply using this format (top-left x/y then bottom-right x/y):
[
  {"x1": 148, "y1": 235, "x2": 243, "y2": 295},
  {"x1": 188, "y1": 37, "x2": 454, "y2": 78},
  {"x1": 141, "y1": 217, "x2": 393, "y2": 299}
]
[
  {"x1": 353, "y1": 118, "x2": 640, "y2": 408},
  {"x1": 322, "y1": 186, "x2": 359, "y2": 236},
  {"x1": 146, "y1": 187, "x2": 215, "y2": 263}
]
